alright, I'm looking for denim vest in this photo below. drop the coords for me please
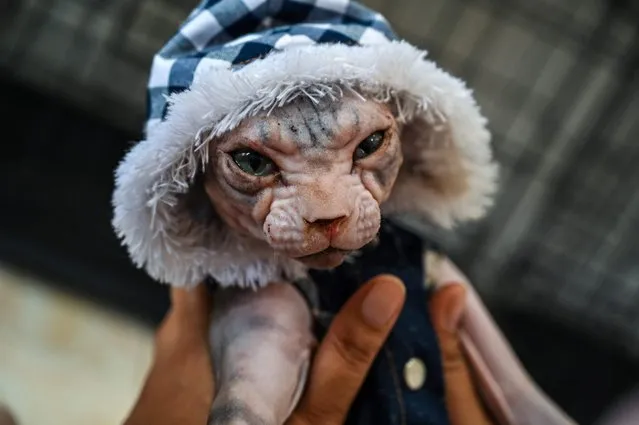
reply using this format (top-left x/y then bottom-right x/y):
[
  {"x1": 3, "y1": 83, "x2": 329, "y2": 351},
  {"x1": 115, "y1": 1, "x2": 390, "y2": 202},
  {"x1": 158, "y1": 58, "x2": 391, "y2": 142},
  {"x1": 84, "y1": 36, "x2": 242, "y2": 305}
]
[{"x1": 305, "y1": 219, "x2": 450, "y2": 425}]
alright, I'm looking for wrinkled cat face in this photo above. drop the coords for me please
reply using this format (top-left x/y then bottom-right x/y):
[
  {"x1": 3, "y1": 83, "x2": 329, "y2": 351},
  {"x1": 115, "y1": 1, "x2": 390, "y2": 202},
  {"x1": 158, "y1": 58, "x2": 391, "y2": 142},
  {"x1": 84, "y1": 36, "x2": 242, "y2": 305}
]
[{"x1": 204, "y1": 93, "x2": 403, "y2": 269}]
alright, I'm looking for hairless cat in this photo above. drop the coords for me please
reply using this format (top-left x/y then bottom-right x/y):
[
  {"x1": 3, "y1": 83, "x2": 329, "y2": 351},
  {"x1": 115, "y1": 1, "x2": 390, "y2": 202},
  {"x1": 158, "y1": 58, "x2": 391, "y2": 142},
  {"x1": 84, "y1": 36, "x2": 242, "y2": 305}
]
[
  {"x1": 112, "y1": 1, "x2": 577, "y2": 424},
  {"x1": 204, "y1": 93, "x2": 408, "y2": 424}
]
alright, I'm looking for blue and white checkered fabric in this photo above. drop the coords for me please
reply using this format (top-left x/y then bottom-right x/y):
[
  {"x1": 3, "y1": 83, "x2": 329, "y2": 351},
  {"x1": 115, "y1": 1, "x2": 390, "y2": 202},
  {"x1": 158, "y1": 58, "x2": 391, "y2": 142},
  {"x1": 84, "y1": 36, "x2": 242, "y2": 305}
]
[{"x1": 147, "y1": 0, "x2": 398, "y2": 131}]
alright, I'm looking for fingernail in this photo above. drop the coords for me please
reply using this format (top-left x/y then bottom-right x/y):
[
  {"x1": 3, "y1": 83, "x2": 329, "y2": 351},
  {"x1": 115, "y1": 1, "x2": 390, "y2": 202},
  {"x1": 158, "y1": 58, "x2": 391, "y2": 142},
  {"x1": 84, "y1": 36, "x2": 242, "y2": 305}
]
[
  {"x1": 444, "y1": 288, "x2": 466, "y2": 332},
  {"x1": 361, "y1": 277, "x2": 405, "y2": 329}
]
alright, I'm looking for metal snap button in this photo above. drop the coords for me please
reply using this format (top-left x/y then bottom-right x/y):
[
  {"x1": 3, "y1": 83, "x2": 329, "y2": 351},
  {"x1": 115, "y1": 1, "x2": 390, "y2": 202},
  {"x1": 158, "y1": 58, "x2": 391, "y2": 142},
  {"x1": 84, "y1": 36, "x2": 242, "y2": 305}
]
[{"x1": 403, "y1": 357, "x2": 427, "y2": 390}]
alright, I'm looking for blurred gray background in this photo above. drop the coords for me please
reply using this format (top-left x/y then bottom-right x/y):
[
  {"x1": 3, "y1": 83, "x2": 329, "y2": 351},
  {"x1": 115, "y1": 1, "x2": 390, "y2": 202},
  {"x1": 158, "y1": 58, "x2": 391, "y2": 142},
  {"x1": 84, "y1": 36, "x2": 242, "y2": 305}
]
[
  {"x1": 0, "y1": 0, "x2": 638, "y2": 424},
  {"x1": 4, "y1": 0, "x2": 637, "y2": 355}
]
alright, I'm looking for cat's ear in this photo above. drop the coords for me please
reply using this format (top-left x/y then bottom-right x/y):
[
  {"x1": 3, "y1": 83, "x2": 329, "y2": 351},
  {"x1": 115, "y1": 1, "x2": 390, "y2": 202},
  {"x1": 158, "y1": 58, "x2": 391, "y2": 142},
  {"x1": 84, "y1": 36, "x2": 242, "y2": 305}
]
[{"x1": 383, "y1": 114, "x2": 499, "y2": 228}]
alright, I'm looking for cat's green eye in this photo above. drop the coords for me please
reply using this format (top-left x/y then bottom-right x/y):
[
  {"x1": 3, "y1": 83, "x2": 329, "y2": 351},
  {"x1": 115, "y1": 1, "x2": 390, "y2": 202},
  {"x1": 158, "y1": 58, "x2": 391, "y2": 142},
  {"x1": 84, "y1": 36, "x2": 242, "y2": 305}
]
[
  {"x1": 231, "y1": 149, "x2": 276, "y2": 176},
  {"x1": 354, "y1": 131, "x2": 385, "y2": 161}
]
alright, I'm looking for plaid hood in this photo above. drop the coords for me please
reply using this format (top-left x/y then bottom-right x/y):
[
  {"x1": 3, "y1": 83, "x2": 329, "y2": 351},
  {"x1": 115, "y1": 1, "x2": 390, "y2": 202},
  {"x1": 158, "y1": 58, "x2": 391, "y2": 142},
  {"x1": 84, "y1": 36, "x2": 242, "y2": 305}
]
[{"x1": 112, "y1": 0, "x2": 498, "y2": 288}]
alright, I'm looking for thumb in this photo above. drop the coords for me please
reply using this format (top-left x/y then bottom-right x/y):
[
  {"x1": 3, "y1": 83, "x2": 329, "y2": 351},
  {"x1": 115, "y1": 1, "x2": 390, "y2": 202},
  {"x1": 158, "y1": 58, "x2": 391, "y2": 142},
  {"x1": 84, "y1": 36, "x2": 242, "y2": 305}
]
[
  {"x1": 290, "y1": 275, "x2": 405, "y2": 425},
  {"x1": 429, "y1": 283, "x2": 495, "y2": 425}
]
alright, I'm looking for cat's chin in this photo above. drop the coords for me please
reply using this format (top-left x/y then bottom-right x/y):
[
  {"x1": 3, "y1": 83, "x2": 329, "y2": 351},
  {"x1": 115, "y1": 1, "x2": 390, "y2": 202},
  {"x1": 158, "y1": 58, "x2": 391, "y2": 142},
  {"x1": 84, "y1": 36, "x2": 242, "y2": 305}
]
[{"x1": 295, "y1": 247, "x2": 351, "y2": 269}]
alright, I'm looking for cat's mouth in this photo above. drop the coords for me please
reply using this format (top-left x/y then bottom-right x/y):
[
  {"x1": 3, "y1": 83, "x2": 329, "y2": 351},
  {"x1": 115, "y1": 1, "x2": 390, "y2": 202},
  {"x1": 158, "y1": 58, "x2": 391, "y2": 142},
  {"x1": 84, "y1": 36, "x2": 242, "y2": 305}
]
[
  {"x1": 296, "y1": 247, "x2": 352, "y2": 268},
  {"x1": 298, "y1": 247, "x2": 350, "y2": 259}
]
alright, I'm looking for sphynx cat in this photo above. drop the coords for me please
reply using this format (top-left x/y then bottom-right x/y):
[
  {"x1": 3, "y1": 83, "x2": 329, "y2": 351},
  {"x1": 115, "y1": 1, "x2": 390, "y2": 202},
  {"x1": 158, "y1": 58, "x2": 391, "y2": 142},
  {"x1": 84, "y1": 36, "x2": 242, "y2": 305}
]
[
  {"x1": 199, "y1": 91, "x2": 398, "y2": 424},
  {"x1": 189, "y1": 92, "x2": 576, "y2": 425}
]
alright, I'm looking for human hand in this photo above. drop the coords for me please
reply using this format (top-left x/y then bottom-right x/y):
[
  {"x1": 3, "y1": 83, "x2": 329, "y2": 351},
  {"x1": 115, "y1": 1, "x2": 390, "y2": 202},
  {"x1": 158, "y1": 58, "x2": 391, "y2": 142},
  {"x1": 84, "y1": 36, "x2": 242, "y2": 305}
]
[
  {"x1": 287, "y1": 274, "x2": 406, "y2": 424},
  {"x1": 123, "y1": 284, "x2": 214, "y2": 425},
  {"x1": 429, "y1": 256, "x2": 577, "y2": 425},
  {"x1": 429, "y1": 283, "x2": 496, "y2": 425},
  {"x1": 123, "y1": 274, "x2": 406, "y2": 425}
]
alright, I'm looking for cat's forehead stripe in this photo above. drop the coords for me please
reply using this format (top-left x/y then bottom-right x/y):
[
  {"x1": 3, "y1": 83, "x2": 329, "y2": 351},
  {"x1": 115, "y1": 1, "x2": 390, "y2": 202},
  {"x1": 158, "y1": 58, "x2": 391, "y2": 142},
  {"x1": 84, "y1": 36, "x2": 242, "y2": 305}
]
[{"x1": 265, "y1": 98, "x2": 362, "y2": 151}]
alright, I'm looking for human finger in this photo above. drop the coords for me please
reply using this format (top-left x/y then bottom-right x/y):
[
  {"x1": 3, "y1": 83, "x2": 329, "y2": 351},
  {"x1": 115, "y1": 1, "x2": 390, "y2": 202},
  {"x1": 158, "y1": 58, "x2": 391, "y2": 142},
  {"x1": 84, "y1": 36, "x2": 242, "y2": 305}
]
[
  {"x1": 169, "y1": 283, "x2": 212, "y2": 319},
  {"x1": 430, "y1": 283, "x2": 495, "y2": 425},
  {"x1": 125, "y1": 283, "x2": 215, "y2": 425},
  {"x1": 155, "y1": 283, "x2": 213, "y2": 362},
  {"x1": 289, "y1": 275, "x2": 406, "y2": 425}
]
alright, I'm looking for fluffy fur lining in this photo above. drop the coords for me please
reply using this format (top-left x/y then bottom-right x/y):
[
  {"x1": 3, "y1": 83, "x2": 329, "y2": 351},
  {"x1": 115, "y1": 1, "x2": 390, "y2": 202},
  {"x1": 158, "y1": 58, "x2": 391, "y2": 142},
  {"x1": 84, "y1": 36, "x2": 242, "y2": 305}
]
[{"x1": 112, "y1": 40, "x2": 498, "y2": 288}]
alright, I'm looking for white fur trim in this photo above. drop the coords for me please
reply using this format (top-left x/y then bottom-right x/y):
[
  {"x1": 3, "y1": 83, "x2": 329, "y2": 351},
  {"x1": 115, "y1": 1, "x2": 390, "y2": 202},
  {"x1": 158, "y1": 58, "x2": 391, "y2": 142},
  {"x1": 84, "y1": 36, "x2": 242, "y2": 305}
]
[{"x1": 112, "y1": 40, "x2": 498, "y2": 288}]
